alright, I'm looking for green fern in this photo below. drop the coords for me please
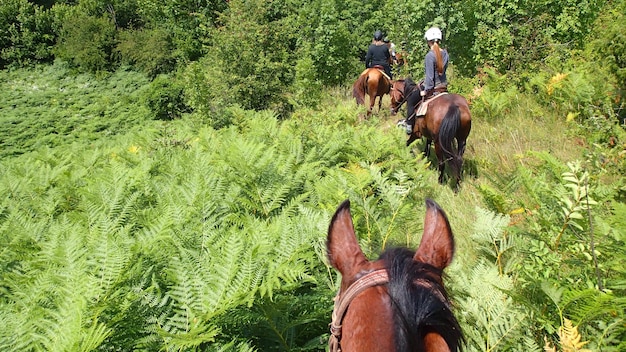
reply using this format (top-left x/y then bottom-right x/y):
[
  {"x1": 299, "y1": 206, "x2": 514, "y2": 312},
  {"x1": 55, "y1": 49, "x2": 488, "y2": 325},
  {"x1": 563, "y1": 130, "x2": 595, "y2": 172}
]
[
  {"x1": 453, "y1": 261, "x2": 532, "y2": 351},
  {"x1": 471, "y1": 207, "x2": 518, "y2": 275}
]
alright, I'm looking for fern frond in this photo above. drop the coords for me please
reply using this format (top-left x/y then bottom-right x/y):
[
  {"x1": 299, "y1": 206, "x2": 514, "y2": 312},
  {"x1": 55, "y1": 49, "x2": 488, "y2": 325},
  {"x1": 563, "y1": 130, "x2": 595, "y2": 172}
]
[
  {"x1": 471, "y1": 207, "x2": 517, "y2": 274},
  {"x1": 558, "y1": 318, "x2": 592, "y2": 352},
  {"x1": 453, "y1": 261, "x2": 532, "y2": 351},
  {"x1": 560, "y1": 288, "x2": 619, "y2": 325},
  {"x1": 207, "y1": 340, "x2": 257, "y2": 352}
]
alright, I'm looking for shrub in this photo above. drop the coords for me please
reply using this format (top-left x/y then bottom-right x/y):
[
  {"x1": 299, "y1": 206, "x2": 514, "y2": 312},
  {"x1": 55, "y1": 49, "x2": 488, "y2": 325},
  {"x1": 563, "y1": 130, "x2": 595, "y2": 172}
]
[
  {"x1": 180, "y1": 57, "x2": 235, "y2": 128},
  {"x1": 116, "y1": 27, "x2": 176, "y2": 78},
  {"x1": 54, "y1": 11, "x2": 117, "y2": 72},
  {"x1": 142, "y1": 75, "x2": 189, "y2": 120},
  {"x1": 290, "y1": 46, "x2": 323, "y2": 109},
  {"x1": 0, "y1": 0, "x2": 57, "y2": 68}
]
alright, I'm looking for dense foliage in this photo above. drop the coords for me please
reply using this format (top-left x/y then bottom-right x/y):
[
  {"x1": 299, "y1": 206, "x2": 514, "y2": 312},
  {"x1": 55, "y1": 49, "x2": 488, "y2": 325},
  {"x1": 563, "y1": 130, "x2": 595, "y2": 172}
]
[
  {"x1": 3, "y1": 0, "x2": 624, "y2": 115},
  {"x1": 1, "y1": 0, "x2": 625, "y2": 351}
]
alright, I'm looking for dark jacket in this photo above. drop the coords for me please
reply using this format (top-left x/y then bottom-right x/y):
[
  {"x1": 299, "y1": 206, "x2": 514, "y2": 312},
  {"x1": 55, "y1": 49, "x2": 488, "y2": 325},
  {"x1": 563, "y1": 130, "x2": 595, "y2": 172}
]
[
  {"x1": 423, "y1": 49, "x2": 448, "y2": 92},
  {"x1": 365, "y1": 43, "x2": 390, "y2": 68}
]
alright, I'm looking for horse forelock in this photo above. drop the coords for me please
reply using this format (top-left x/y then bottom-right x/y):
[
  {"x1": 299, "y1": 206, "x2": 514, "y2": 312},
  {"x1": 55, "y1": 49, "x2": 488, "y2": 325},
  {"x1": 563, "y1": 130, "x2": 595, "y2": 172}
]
[{"x1": 381, "y1": 247, "x2": 463, "y2": 352}]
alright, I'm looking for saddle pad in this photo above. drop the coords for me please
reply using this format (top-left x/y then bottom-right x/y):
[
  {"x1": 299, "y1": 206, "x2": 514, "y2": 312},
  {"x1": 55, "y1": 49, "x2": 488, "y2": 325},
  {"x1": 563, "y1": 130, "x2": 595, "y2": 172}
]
[{"x1": 416, "y1": 92, "x2": 448, "y2": 117}]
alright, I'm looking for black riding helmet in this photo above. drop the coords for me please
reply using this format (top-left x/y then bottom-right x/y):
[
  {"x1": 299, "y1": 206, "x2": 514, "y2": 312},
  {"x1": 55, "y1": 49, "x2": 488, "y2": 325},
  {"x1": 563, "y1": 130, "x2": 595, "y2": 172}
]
[{"x1": 373, "y1": 30, "x2": 383, "y2": 41}]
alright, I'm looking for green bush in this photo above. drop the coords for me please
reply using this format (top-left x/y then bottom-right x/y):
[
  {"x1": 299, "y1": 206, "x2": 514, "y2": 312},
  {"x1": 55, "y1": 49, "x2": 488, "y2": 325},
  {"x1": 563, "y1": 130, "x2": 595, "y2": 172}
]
[
  {"x1": 0, "y1": 0, "x2": 57, "y2": 68},
  {"x1": 290, "y1": 45, "x2": 323, "y2": 109},
  {"x1": 584, "y1": 0, "x2": 626, "y2": 123},
  {"x1": 54, "y1": 11, "x2": 117, "y2": 72},
  {"x1": 211, "y1": 0, "x2": 296, "y2": 113},
  {"x1": 180, "y1": 58, "x2": 234, "y2": 128},
  {"x1": 143, "y1": 75, "x2": 189, "y2": 120},
  {"x1": 116, "y1": 27, "x2": 175, "y2": 77}
]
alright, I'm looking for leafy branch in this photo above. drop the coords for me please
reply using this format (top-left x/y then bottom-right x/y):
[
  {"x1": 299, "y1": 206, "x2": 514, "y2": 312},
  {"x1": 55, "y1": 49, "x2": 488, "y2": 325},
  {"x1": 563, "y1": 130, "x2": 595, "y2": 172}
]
[{"x1": 554, "y1": 162, "x2": 597, "y2": 250}]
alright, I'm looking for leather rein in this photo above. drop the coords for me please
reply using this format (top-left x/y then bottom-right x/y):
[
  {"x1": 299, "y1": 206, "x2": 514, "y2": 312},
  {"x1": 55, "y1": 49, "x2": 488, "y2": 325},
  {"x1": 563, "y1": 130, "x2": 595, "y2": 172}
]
[
  {"x1": 328, "y1": 268, "x2": 451, "y2": 352},
  {"x1": 328, "y1": 269, "x2": 389, "y2": 352}
]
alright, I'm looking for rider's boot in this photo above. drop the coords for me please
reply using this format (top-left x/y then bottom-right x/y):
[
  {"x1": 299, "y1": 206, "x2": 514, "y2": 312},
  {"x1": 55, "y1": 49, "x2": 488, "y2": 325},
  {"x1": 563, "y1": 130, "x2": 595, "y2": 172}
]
[{"x1": 405, "y1": 120, "x2": 413, "y2": 135}]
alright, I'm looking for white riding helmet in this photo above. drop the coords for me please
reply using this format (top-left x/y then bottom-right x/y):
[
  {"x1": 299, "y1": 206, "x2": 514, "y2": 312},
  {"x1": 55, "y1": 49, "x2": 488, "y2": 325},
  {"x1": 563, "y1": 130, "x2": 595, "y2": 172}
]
[{"x1": 424, "y1": 27, "x2": 442, "y2": 41}]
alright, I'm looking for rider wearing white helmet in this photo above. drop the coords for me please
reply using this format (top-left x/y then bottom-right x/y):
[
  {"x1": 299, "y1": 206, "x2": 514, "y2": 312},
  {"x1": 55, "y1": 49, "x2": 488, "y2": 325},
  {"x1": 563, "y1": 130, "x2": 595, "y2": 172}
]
[
  {"x1": 401, "y1": 27, "x2": 449, "y2": 135},
  {"x1": 422, "y1": 27, "x2": 448, "y2": 97}
]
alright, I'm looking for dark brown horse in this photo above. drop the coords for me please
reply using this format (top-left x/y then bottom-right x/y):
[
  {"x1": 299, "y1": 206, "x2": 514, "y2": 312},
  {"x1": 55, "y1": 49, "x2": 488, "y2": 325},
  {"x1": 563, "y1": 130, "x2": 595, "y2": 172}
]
[
  {"x1": 327, "y1": 199, "x2": 463, "y2": 352},
  {"x1": 403, "y1": 78, "x2": 471, "y2": 187},
  {"x1": 390, "y1": 79, "x2": 406, "y2": 115},
  {"x1": 352, "y1": 67, "x2": 392, "y2": 116}
]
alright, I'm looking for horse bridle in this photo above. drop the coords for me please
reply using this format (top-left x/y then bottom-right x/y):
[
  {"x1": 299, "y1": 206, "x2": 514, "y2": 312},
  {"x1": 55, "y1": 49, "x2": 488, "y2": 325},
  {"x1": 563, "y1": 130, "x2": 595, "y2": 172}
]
[
  {"x1": 392, "y1": 83, "x2": 420, "y2": 116},
  {"x1": 328, "y1": 268, "x2": 451, "y2": 352},
  {"x1": 329, "y1": 269, "x2": 389, "y2": 352}
]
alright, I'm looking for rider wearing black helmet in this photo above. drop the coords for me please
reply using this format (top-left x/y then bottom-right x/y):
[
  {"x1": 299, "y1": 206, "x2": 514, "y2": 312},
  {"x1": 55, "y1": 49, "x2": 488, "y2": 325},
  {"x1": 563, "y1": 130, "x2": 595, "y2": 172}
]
[{"x1": 365, "y1": 30, "x2": 392, "y2": 79}]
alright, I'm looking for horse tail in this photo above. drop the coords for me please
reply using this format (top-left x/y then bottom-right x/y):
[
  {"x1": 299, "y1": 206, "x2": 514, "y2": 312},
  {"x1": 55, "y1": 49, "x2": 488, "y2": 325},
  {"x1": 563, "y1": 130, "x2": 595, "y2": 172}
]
[
  {"x1": 352, "y1": 72, "x2": 367, "y2": 105},
  {"x1": 438, "y1": 104, "x2": 462, "y2": 180}
]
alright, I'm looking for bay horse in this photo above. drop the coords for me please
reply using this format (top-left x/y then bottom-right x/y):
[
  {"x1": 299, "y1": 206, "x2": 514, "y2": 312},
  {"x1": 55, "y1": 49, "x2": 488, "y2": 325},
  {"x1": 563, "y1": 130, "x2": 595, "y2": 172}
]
[
  {"x1": 390, "y1": 79, "x2": 406, "y2": 115},
  {"x1": 327, "y1": 199, "x2": 463, "y2": 352},
  {"x1": 352, "y1": 67, "x2": 392, "y2": 116},
  {"x1": 403, "y1": 78, "x2": 471, "y2": 187}
]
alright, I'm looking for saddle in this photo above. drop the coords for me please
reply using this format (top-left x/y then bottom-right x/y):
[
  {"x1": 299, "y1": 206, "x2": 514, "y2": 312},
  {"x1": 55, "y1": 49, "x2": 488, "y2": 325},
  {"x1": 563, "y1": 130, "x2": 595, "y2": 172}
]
[
  {"x1": 416, "y1": 90, "x2": 448, "y2": 117},
  {"x1": 370, "y1": 65, "x2": 391, "y2": 80},
  {"x1": 415, "y1": 83, "x2": 448, "y2": 115}
]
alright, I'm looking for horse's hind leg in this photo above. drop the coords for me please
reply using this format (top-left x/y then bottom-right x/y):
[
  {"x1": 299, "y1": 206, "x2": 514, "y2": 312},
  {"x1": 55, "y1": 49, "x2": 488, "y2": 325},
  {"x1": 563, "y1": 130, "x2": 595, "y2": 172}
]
[
  {"x1": 406, "y1": 133, "x2": 418, "y2": 146},
  {"x1": 458, "y1": 138, "x2": 467, "y2": 157},
  {"x1": 367, "y1": 94, "x2": 375, "y2": 117},
  {"x1": 455, "y1": 138, "x2": 467, "y2": 188},
  {"x1": 434, "y1": 143, "x2": 446, "y2": 184},
  {"x1": 424, "y1": 139, "x2": 432, "y2": 158}
]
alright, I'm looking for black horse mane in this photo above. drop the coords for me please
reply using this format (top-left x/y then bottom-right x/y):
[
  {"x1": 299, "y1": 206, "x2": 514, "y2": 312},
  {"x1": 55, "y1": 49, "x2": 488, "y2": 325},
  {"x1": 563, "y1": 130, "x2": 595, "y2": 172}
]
[
  {"x1": 402, "y1": 77, "x2": 422, "y2": 117},
  {"x1": 380, "y1": 247, "x2": 463, "y2": 352},
  {"x1": 404, "y1": 77, "x2": 419, "y2": 96}
]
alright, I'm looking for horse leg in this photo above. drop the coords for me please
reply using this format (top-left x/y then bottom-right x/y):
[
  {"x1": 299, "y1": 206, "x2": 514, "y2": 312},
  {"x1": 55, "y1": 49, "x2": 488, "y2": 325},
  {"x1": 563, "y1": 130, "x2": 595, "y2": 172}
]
[
  {"x1": 434, "y1": 142, "x2": 446, "y2": 184},
  {"x1": 406, "y1": 133, "x2": 419, "y2": 147},
  {"x1": 455, "y1": 138, "x2": 467, "y2": 190},
  {"x1": 424, "y1": 139, "x2": 432, "y2": 158},
  {"x1": 458, "y1": 138, "x2": 467, "y2": 157},
  {"x1": 367, "y1": 94, "x2": 375, "y2": 117},
  {"x1": 378, "y1": 95, "x2": 383, "y2": 113}
]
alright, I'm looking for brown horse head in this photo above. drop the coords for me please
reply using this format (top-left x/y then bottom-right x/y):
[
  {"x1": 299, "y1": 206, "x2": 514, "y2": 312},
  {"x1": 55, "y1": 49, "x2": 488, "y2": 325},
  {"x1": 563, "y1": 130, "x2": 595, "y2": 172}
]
[
  {"x1": 327, "y1": 199, "x2": 463, "y2": 351},
  {"x1": 390, "y1": 79, "x2": 406, "y2": 115},
  {"x1": 352, "y1": 68, "x2": 392, "y2": 117}
]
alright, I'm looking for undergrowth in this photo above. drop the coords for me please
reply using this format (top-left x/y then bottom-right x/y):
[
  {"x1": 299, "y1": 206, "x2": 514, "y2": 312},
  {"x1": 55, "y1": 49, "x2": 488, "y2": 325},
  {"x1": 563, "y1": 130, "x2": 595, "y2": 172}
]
[
  {"x1": 1, "y1": 64, "x2": 625, "y2": 351},
  {"x1": 0, "y1": 62, "x2": 152, "y2": 158}
]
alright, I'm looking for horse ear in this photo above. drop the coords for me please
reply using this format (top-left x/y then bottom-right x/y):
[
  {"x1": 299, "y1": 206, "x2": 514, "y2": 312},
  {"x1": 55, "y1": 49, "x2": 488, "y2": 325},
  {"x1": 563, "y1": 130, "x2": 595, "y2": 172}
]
[
  {"x1": 414, "y1": 199, "x2": 455, "y2": 269},
  {"x1": 327, "y1": 200, "x2": 368, "y2": 276}
]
